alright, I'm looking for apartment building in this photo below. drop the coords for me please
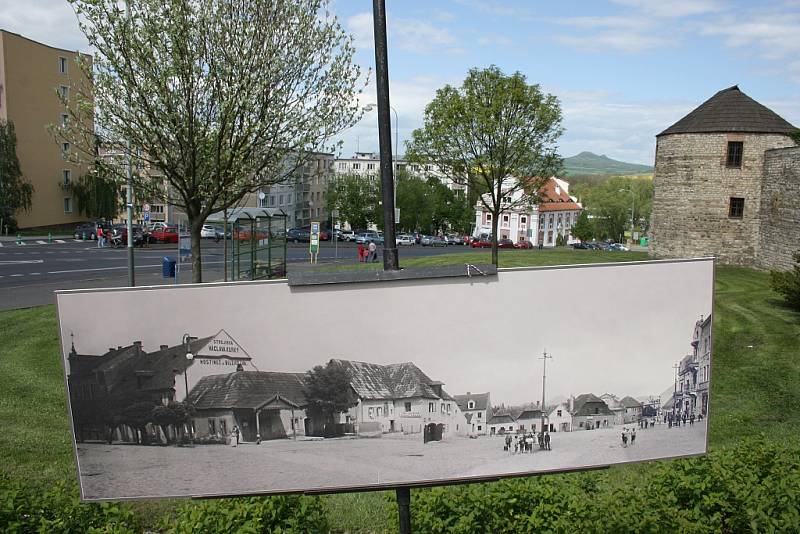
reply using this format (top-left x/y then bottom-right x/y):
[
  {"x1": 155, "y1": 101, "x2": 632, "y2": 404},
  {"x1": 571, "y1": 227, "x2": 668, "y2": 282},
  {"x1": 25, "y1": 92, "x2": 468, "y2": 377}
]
[{"x1": 0, "y1": 30, "x2": 92, "y2": 228}]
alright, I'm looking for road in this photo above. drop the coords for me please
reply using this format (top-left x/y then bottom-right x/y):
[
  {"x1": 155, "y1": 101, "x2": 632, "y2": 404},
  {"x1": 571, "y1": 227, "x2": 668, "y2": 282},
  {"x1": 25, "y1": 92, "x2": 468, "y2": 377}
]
[{"x1": 0, "y1": 238, "x2": 485, "y2": 311}]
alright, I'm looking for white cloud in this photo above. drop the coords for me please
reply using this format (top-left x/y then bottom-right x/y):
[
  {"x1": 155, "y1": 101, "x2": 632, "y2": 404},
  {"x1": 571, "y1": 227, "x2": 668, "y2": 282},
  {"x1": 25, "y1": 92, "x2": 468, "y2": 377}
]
[
  {"x1": 452, "y1": 0, "x2": 536, "y2": 21},
  {"x1": 476, "y1": 34, "x2": 513, "y2": 47},
  {"x1": 611, "y1": 0, "x2": 723, "y2": 19},
  {"x1": 0, "y1": 0, "x2": 88, "y2": 51},
  {"x1": 699, "y1": 13, "x2": 800, "y2": 60},
  {"x1": 555, "y1": 31, "x2": 667, "y2": 53},
  {"x1": 346, "y1": 11, "x2": 461, "y2": 55}
]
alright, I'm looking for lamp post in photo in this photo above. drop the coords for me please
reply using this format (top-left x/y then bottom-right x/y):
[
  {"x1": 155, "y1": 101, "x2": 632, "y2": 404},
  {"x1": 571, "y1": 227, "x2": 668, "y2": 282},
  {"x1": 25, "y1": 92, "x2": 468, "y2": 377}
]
[
  {"x1": 540, "y1": 349, "x2": 552, "y2": 435},
  {"x1": 618, "y1": 188, "x2": 635, "y2": 245},
  {"x1": 182, "y1": 333, "x2": 198, "y2": 444}
]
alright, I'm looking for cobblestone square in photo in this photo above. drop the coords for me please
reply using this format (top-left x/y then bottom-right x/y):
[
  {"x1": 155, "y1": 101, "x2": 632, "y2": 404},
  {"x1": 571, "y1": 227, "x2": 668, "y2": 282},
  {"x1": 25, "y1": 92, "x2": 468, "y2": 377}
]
[{"x1": 77, "y1": 421, "x2": 706, "y2": 499}]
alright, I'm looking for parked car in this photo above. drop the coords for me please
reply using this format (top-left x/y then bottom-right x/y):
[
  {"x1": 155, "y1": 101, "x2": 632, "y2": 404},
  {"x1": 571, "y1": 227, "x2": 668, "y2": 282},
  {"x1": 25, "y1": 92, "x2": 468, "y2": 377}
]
[
  {"x1": 498, "y1": 238, "x2": 515, "y2": 249},
  {"x1": 340, "y1": 230, "x2": 355, "y2": 242},
  {"x1": 200, "y1": 224, "x2": 216, "y2": 239},
  {"x1": 150, "y1": 225, "x2": 179, "y2": 243},
  {"x1": 355, "y1": 232, "x2": 383, "y2": 245},
  {"x1": 396, "y1": 234, "x2": 415, "y2": 246},
  {"x1": 608, "y1": 243, "x2": 630, "y2": 251},
  {"x1": 148, "y1": 222, "x2": 169, "y2": 231},
  {"x1": 287, "y1": 228, "x2": 311, "y2": 243},
  {"x1": 110, "y1": 224, "x2": 149, "y2": 247},
  {"x1": 470, "y1": 238, "x2": 492, "y2": 248},
  {"x1": 514, "y1": 240, "x2": 534, "y2": 249},
  {"x1": 73, "y1": 221, "x2": 104, "y2": 240},
  {"x1": 421, "y1": 235, "x2": 447, "y2": 247},
  {"x1": 445, "y1": 234, "x2": 463, "y2": 246},
  {"x1": 572, "y1": 242, "x2": 591, "y2": 249}
]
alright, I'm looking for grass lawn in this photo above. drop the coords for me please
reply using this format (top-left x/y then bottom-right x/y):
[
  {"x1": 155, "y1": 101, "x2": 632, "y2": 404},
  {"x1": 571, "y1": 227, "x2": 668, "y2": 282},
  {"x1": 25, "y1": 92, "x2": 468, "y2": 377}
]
[{"x1": 1, "y1": 250, "x2": 798, "y2": 532}]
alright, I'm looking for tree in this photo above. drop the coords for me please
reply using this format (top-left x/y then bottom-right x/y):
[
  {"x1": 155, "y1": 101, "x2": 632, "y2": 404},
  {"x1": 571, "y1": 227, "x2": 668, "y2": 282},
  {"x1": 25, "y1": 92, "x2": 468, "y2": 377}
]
[
  {"x1": 581, "y1": 176, "x2": 653, "y2": 241},
  {"x1": 570, "y1": 210, "x2": 593, "y2": 242},
  {"x1": 61, "y1": 0, "x2": 364, "y2": 282},
  {"x1": 326, "y1": 173, "x2": 380, "y2": 231},
  {"x1": 770, "y1": 252, "x2": 800, "y2": 311},
  {"x1": 69, "y1": 163, "x2": 122, "y2": 220},
  {"x1": 407, "y1": 66, "x2": 563, "y2": 265},
  {"x1": 0, "y1": 120, "x2": 33, "y2": 233},
  {"x1": 304, "y1": 361, "x2": 357, "y2": 437},
  {"x1": 120, "y1": 400, "x2": 157, "y2": 444}
]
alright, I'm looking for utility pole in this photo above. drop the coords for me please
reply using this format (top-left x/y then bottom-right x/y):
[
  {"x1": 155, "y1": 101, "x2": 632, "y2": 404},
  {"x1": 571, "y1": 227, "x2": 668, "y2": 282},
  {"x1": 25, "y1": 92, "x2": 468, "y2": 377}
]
[
  {"x1": 540, "y1": 349, "x2": 552, "y2": 434},
  {"x1": 125, "y1": 1, "x2": 135, "y2": 286},
  {"x1": 672, "y1": 361, "x2": 680, "y2": 416},
  {"x1": 372, "y1": 0, "x2": 399, "y2": 271}
]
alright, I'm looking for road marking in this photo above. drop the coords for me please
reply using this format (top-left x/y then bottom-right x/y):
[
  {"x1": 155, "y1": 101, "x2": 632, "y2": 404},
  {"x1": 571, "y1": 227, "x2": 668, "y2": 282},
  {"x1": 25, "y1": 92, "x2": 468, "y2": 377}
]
[
  {"x1": 55, "y1": 239, "x2": 65, "y2": 243},
  {"x1": 10, "y1": 274, "x2": 23, "y2": 277},
  {"x1": 0, "y1": 242, "x2": 3, "y2": 247},
  {"x1": 0, "y1": 259, "x2": 44, "y2": 265},
  {"x1": 29, "y1": 272, "x2": 41, "y2": 275},
  {"x1": 36, "y1": 240, "x2": 47, "y2": 244}
]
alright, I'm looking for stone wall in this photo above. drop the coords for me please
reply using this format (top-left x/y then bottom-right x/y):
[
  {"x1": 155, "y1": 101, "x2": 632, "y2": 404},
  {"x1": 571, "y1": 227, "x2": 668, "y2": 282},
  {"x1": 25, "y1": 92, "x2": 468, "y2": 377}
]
[
  {"x1": 650, "y1": 133, "x2": 795, "y2": 265},
  {"x1": 758, "y1": 146, "x2": 800, "y2": 271}
]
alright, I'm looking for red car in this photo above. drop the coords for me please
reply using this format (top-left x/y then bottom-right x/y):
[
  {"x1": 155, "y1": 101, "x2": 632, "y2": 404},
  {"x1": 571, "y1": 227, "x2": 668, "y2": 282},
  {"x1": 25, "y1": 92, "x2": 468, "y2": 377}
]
[
  {"x1": 514, "y1": 240, "x2": 534, "y2": 249},
  {"x1": 151, "y1": 225, "x2": 179, "y2": 243},
  {"x1": 498, "y1": 238, "x2": 515, "y2": 249},
  {"x1": 470, "y1": 238, "x2": 492, "y2": 248}
]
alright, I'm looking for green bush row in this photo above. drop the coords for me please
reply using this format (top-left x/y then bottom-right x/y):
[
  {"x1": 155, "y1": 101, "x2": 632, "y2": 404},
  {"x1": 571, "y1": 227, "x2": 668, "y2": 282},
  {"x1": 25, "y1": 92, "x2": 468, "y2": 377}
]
[
  {"x1": 0, "y1": 476, "x2": 327, "y2": 534},
  {"x1": 403, "y1": 438, "x2": 800, "y2": 533},
  {"x1": 3, "y1": 439, "x2": 799, "y2": 533}
]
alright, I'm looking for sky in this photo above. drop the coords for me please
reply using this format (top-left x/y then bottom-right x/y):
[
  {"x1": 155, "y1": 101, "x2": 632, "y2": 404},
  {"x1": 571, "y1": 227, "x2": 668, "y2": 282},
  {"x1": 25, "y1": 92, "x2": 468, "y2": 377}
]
[
  {"x1": 3, "y1": 0, "x2": 799, "y2": 165},
  {"x1": 58, "y1": 260, "x2": 715, "y2": 407}
]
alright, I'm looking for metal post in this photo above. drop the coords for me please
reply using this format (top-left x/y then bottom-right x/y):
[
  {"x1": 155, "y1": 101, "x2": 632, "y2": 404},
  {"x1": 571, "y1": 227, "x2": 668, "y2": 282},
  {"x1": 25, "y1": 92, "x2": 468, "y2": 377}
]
[
  {"x1": 396, "y1": 487, "x2": 411, "y2": 534},
  {"x1": 372, "y1": 0, "x2": 399, "y2": 271},
  {"x1": 125, "y1": 2, "x2": 135, "y2": 287},
  {"x1": 223, "y1": 209, "x2": 228, "y2": 281},
  {"x1": 540, "y1": 350, "x2": 552, "y2": 434}
]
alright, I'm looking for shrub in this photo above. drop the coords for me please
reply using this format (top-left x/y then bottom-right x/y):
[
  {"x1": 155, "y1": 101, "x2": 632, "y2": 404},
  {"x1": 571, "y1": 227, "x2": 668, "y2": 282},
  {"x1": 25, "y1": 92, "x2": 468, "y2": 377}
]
[
  {"x1": 770, "y1": 251, "x2": 800, "y2": 311},
  {"x1": 0, "y1": 475, "x2": 138, "y2": 533},
  {"x1": 157, "y1": 494, "x2": 329, "y2": 533}
]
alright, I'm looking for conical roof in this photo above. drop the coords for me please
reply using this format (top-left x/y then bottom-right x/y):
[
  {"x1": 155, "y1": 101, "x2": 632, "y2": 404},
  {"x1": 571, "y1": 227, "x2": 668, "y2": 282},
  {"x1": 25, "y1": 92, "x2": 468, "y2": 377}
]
[{"x1": 658, "y1": 85, "x2": 795, "y2": 137}]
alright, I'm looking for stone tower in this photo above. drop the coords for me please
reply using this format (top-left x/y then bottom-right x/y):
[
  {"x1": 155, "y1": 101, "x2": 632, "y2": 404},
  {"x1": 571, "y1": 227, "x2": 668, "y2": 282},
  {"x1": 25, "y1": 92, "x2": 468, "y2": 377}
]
[{"x1": 650, "y1": 86, "x2": 796, "y2": 266}]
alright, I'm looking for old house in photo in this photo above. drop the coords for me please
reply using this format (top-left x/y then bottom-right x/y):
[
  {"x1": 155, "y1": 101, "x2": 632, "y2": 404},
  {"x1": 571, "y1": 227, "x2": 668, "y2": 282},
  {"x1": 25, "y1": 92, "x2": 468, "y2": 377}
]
[
  {"x1": 515, "y1": 409, "x2": 543, "y2": 433},
  {"x1": 453, "y1": 392, "x2": 491, "y2": 435},
  {"x1": 600, "y1": 393, "x2": 626, "y2": 425},
  {"x1": 547, "y1": 402, "x2": 573, "y2": 432},
  {"x1": 570, "y1": 394, "x2": 614, "y2": 430},
  {"x1": 187, "y1": 371, "x2": 308, "y2": 442},
  {"x1": 619, "y1": 396, "x2": 643, "y2": 423},
  {"x1": 650, "y1": 85, "x2": 798, "y2": 269},
  {"x1": 331, "y1": 359, "x2": 468, "y2": 437},
  {"x1": 675, "y1": 314, "x2": 713, "y2": 419},
  {"x1": 487, "y1": 413, "x2": 516, "y2": 435}
]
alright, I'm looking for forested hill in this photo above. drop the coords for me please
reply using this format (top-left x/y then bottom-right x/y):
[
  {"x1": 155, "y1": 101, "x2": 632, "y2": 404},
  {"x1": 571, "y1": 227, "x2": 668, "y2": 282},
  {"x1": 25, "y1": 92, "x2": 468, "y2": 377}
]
[{"x1": 564, "y1": 151, "x2": 654, "y2": 176}]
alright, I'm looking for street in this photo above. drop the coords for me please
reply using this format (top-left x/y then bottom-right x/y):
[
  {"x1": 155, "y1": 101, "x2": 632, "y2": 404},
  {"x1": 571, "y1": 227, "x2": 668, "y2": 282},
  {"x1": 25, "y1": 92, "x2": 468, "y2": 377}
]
[
  {"x1": 0, "y1": 238, "x2": 486, "y2": 311},
  {"x1": 76, "y1": 420, "x2": 706, "y2": 500}
]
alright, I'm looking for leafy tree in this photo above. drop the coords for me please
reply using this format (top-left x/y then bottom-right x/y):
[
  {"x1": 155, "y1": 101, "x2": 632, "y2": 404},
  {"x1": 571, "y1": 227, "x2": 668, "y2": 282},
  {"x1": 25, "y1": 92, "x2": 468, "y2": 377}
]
[
  {"x1": 326, "y1": 173, "x2": 380, "y2": 231},
  {"x1": 151, "y1": 401, "x2": 193, "y2": 444},
  {"x1": 407, "y1": 65, "x2": 563, "y2": 265},
  {"x1": 0, "y1": 120, "x2": 33, "y2": 232},
  {"x1": 61, "y1": 0, "x2": 364, "y2": 282},
  {"x1": 120, "y1": 401, "x2": 157, "y2": 444},
  {"x1": 570, "y1": 210, "x2": 593, "y2": 242},
  {"x1": 69, "y1": 163, "x2": 122, "y2": 220},
  {"x1": 304, "y1": 361, "x2": 357, "y2": 436},
  {"x1": 770, "y1": 252, "x2": 800, "y2": 311},
  {"x1": 581, "y1": 176, "x2": 653, "y2": 242}
]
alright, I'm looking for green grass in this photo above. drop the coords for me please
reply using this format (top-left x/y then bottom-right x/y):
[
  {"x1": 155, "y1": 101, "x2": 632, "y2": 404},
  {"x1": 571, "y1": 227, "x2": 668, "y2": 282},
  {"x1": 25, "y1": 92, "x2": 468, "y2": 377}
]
[{"x1": 1, "y1": 251, "x2": 799, "y2": 532}]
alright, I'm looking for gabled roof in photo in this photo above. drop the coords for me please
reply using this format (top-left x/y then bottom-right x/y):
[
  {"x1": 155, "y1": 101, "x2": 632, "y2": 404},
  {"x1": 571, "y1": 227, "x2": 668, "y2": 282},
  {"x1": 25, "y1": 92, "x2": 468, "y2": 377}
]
[
  {"x1": 620, "y1": 396, "x2": 643, "y2": 408},
  {"x1": 453, "y1": 392, "x2": 490, "y2": 411},
  {"x1": 516, "y1": 409, "x2": 543, "y2": 421},
  {"x1": 331, "y1": 359, "x2": 455, "y2": 401},
  {"x1": 572, "y1": 393, "x2": 614, "y2": 417},
  {"x1": 658, "y1": 85, "x2": 796, "y2": 137},
  {"x1": 488, "y1": 413, "x2": 515, "y2": 425},
  {"x1": 188, "y1": 371, "x2": 307, "y2": 410},
  {"x1": 538, "y1": 177, "x2": 581, "y2": 212}
]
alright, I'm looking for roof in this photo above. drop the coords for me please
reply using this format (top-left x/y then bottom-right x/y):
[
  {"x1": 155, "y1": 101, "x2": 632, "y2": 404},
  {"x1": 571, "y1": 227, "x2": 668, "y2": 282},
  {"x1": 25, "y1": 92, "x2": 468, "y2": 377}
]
[
  {"x1": 488, "y1": 414, "x2": 515, "y2": 425},
  {"x1": 516, "y1": 409, "x2": 543, "y2": 421},
  {"x1": 658, "y1": 85, "x2": 796, "y2": 137},
  {"x1": 572, "y1": 393, "x2": 614, "y2": 417},
  {"x1": 453, "y1": 392, "x2": 490, "y2": 411},
  {"x1": 538, "y1": 178, "x2": 581, "y2": 211},
  {"x1": 187, "y1": 371, "x2": 308, "y2": 410},
  {"x1": 620, "y1": 396, "x2": 642, "y2": 408},
  {"x1": 331, "y1": 359, "x2": 454, "y2": 401}
]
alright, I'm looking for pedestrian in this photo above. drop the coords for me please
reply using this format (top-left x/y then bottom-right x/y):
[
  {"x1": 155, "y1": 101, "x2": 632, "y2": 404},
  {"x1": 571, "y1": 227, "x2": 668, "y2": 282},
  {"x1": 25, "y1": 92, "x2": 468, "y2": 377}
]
[
  {"x1": 682, "y1": 413, "x2": 687, "y2": 426},
  {"x1": 690, "y1": 413, "x2": 695, "y2": 426},
  {"x1": 357, "y1": 242, "x2": 365, "y2": 262},
  {"x1": 621, "y1": 430, "x2": 628, "y2": 447},
  {"x1": 97, "y1": 225, "x2": 105, "y2": 248},
  {"x1": 368, "y1": 240, "x2": 378, "y2": 262},
  {"x1": 544, "y1": 431, "x2": 551, "y2": 450},
  {"x1": 631, "y1": 428, "x2": 636, "y2": 445},
  {"x1": 233, "y1": 425, "x2": 240, "y2": 446}
]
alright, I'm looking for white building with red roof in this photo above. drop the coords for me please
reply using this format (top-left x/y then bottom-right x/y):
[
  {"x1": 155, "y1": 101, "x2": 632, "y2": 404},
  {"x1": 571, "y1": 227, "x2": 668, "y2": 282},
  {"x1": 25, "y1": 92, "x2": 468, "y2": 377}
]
[{"x1": 473, "y1": 177, "x2": 583, "y2": 247}]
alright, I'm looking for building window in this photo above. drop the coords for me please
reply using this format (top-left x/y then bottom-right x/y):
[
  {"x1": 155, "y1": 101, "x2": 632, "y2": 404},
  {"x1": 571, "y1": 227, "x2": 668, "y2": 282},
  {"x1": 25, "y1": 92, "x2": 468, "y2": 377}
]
[
  {"x1": 726, "y1": 141, "x2": 743, "y2": 168},
  {"x1": 352, "y1": 163, "x2": 360, "y2": 170},
  {"x1": 367, "y1": 163, "x2": 375, "y2": 170},
  {"x1": 219, "y1": 419, "x2": 227, "y2": 436},
  {"x1": 61, "y1": 113, "x2": 69, "y2": 128},
  {"x1": 468, "y1": 400, "x2": 475, "y2": 409},
  {"x1": 63, "y1": 197, "x2": 72, "y2": 213},
  {"x1": 269, "y1": 196, "x2": 275, "y2": 207},
  {"x1": 59, "y1": 85, "x2": 69, "y2": 100},
  {"x1": 279, "y1": 194, "x2": 284, "y2": 204},
  {"x1": 368, "y1": 407, "x2": 375, "y2": 419},
  {"x1": 557, "y1": 409, "x2": 562, "y2": 417},
  {"x1": 729, "y1": 197, "x2": 745, "y2": 218},
  {"x1": 62, "y1": 142, "x2": 70, "y2": 156},
  {"x1": 477, "y1": 425, "x2": 482, "y2": 431},
  {"x1": 405, "y1": 402, "x2": 412, "y2": 412},
  {"x1": 428, "y1": 402, "x2": 434, "y2": 413},
  {"x1": 477, "y1": 412, "x2": 481, "y2": 419},
  {"x1": 63, "y1": 170, "x2": 71, "y2": 185},
  {"x1": 338, "y1": 162, "x2": 346, "y2": 170}
]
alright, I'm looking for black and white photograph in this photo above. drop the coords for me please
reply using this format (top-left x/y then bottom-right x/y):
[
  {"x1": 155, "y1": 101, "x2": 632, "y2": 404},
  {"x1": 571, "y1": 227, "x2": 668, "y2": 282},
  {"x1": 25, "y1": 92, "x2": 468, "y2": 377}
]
[{"x1": 57, "y1": 259, "x2": 714, "y2": 500}]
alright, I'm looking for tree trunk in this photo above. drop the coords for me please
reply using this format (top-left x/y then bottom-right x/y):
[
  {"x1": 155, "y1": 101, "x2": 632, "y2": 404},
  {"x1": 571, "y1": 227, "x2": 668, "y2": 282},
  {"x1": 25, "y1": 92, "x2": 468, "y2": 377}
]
[
  {"x1": 491, "y1": 209, "x2": 500, "y2": 266},
  {"x1": 190, "y1": 217, "x2": 203, "y2": 283}
]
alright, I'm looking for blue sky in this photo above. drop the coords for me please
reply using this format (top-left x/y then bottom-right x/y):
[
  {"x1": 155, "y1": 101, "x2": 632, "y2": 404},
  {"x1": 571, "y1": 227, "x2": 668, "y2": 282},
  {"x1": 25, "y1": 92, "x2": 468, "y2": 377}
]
[{"x1": 2, "y1": 0, "x2": 798, "y2": 165}]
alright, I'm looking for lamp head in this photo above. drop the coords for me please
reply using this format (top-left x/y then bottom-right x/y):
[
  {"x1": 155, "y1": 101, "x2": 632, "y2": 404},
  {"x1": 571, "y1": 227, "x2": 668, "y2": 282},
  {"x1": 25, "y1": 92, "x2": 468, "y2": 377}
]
[
  {"x1": 362, "y1": 103, "x2": 376, "y2": 112},
  {"x1": 186, "y1": 352, "x2": 194, "y2": 361}
]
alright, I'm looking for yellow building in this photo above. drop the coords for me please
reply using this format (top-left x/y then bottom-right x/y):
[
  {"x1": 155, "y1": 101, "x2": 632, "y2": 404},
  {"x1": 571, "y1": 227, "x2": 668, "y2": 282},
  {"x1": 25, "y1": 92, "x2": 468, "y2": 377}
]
[{"x1": 0, "y1": 30, "x2": 92, "y2": 228}]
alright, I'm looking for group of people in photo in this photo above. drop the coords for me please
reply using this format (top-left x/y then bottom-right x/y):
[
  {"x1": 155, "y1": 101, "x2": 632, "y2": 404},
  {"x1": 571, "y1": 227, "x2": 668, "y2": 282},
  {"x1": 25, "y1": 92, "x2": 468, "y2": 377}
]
[
  {"x1": 503, "y1": 431, "x2": 551, "y2": 453},
  {"x1": 666, "y1": 411, "x2": 701, "y2": 428}
]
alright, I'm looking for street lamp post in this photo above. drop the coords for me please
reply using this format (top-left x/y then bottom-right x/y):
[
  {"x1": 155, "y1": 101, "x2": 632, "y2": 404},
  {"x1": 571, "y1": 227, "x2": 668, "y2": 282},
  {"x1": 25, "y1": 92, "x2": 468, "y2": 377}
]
[
  {"x1": 540, "y1": 350, "x2": 552, "y2": 436},
  {"x1": 363, "y1": 103, "x2": 399, "y2": 208},
  {"x1": 182, "y1": 333, "x2": 197, "y2": 444},
  {"x1": 618, "y1": 188, "x2": 635, "y2": 245}
]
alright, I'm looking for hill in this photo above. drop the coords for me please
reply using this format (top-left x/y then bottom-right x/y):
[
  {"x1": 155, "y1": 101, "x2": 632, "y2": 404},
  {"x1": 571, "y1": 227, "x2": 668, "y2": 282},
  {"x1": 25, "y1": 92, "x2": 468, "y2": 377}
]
[{"x1": 564, "y1": 151, "x2": 653, "y2": 176}]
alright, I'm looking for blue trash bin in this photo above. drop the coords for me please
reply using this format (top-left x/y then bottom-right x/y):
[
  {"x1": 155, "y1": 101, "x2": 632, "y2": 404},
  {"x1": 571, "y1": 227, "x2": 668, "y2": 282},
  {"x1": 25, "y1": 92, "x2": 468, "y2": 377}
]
[{"x1": 162, "y1": 257, "x2": 176, "y2": 278}]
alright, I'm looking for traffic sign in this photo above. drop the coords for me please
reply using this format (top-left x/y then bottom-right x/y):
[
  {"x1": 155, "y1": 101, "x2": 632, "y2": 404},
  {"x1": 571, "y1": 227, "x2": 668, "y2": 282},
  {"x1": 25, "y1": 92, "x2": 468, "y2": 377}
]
[{"x1": 144, "y1": 212, "x2": 150, "y2": 222}]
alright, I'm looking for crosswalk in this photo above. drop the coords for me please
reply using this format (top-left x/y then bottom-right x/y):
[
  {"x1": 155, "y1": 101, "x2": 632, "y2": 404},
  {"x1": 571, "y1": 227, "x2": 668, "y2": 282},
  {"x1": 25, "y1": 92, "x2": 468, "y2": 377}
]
[{"x1": 0, "y1": 239, "x2": 71, "y2": 247}]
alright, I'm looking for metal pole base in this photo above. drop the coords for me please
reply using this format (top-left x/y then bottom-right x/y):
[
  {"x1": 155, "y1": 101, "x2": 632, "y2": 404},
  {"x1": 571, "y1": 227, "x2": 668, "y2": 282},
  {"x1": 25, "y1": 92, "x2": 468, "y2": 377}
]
[
  {"x1": 383, "y1": 247, "x2": 400, "y2": 271},
  {"x1": 396, "y1": 486, "x2": 411, "y2": 534}
]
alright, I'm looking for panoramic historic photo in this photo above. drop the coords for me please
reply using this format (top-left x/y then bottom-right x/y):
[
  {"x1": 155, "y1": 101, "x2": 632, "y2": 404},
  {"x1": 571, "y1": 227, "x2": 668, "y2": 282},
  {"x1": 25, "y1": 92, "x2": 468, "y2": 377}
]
[{"x1": 58, "y1": 259, "x2": 714, "y2": 500}]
